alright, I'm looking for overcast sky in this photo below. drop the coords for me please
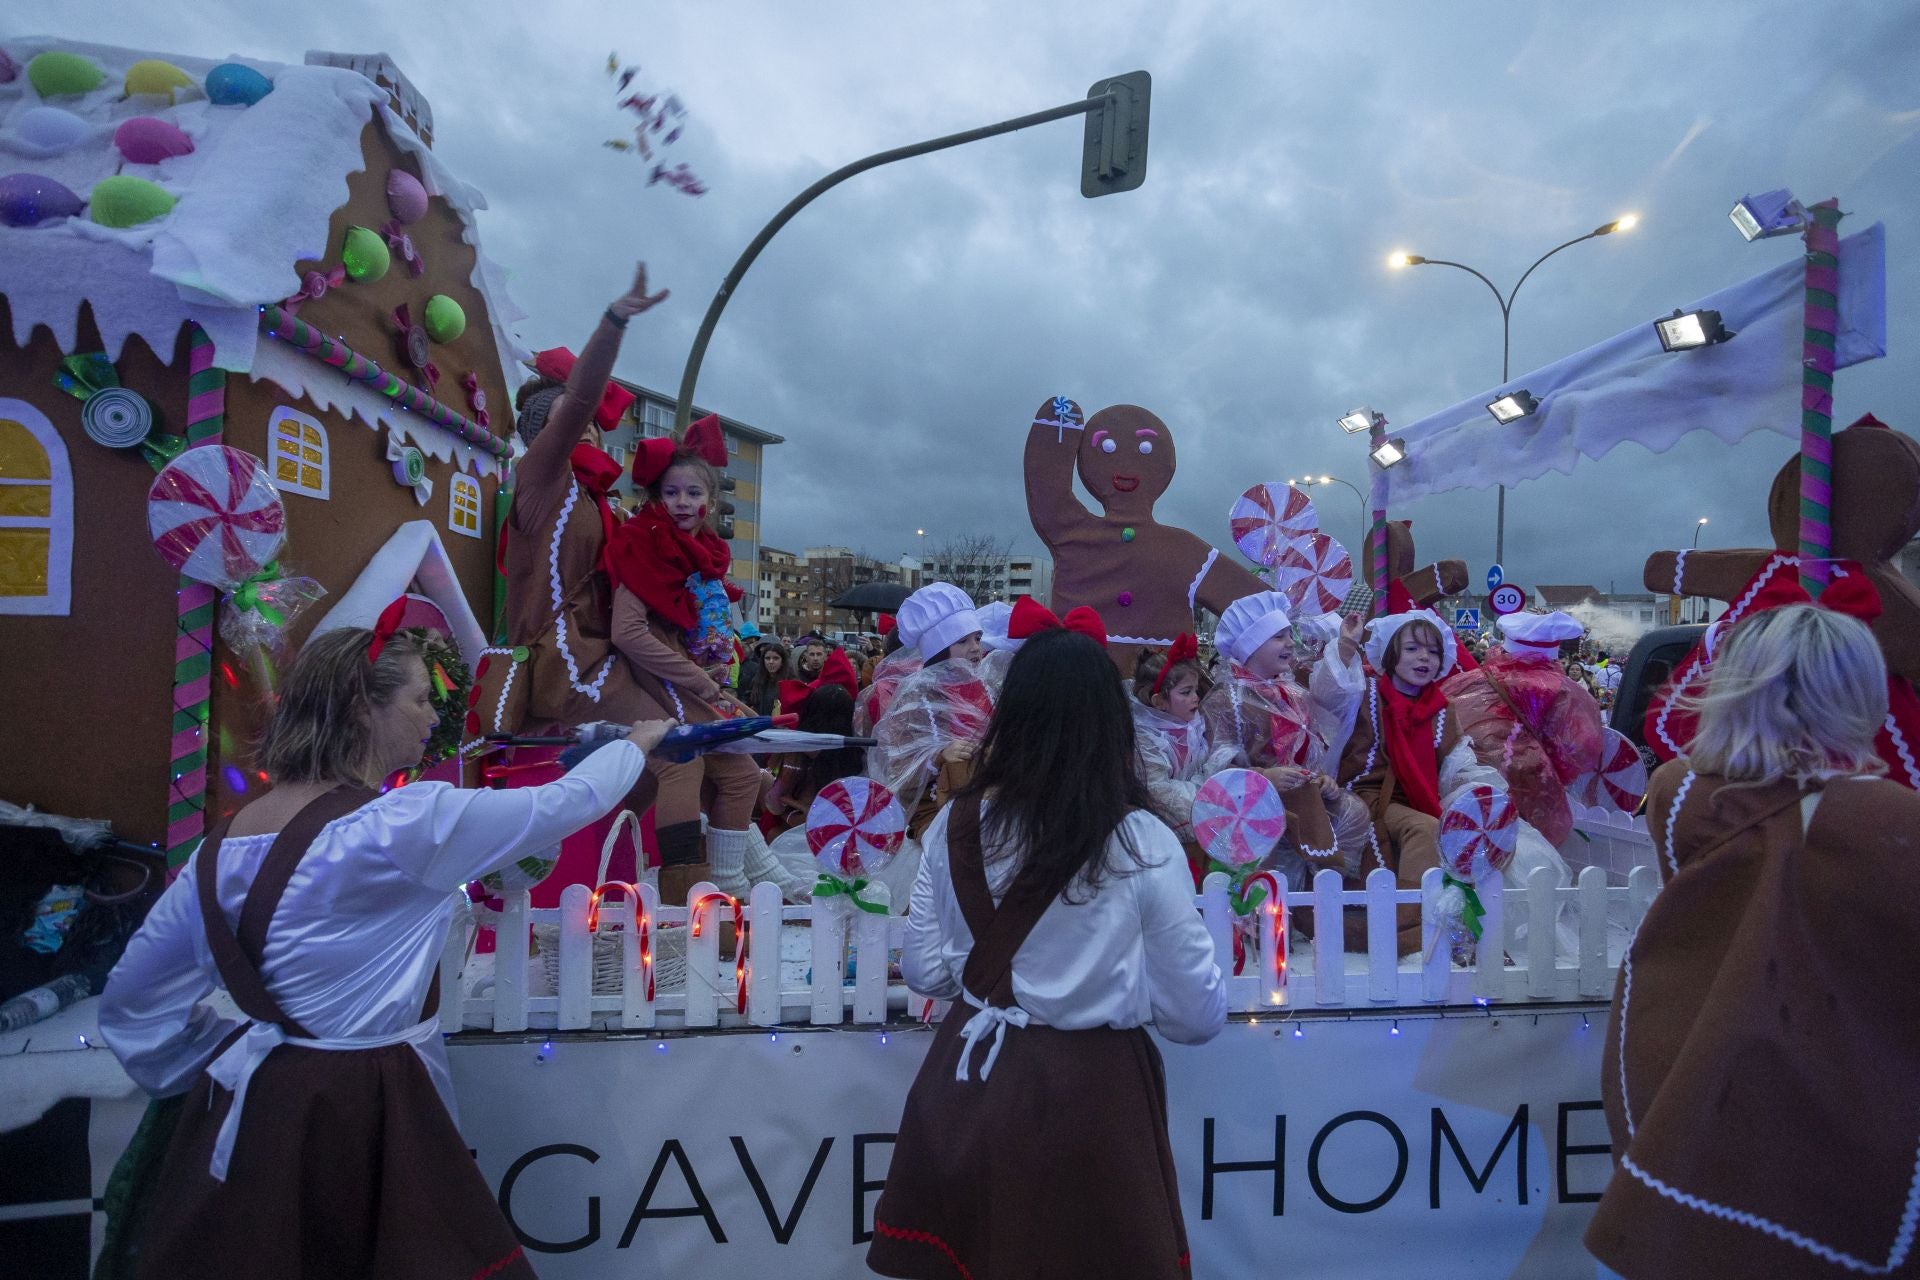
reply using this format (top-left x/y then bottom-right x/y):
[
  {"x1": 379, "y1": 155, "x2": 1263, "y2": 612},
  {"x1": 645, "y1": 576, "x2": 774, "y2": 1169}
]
[{"x1": 25, "y1": 1, "x2": 1920, "y2": 593}]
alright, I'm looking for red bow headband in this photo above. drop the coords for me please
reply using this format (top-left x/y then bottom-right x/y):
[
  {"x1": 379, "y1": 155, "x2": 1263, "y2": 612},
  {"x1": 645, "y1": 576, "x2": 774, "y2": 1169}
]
[
  {"x1": 366, "y1": 597, "x2": 408, "y2": 664},
  {"x1": 778, "y1": 648, "x2": 859, "y2": 711},
  {"x1": 530, "y1": 347, "x2": 636, "y2": 434},
  {"x1": 1008, "y1": 595, "x2": 1108, "y2": 648},
  {"x1": 876, "y1": 613, "x2": 896, "y2": 637},
  {"x1": 1149, "y1": 633, "x2": 1201, "y2": 699},
  {"x1": 632, "y1": 413, "x2": 729, "y2": 488}
]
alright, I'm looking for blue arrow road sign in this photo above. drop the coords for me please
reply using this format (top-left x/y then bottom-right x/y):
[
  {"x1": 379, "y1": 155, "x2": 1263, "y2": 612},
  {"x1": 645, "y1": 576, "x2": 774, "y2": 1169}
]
[{"x1": 1486, "y1": 564, "x2": 1504, "y2": 592}]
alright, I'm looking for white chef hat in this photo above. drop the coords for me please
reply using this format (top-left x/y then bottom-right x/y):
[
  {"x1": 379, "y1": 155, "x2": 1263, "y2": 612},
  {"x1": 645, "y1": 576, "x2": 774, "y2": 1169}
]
[
  {"x1": 1497, "y1": 610, "x2": 1583, "y2": 659},
  {"x1": 897, "y1": 582, "x2": 982, "y2": 661},
  {"x1": 976, "y1": 600, "x2": 1016, "y2": 652},
  {"x1": 1215, "y1": 591, "x2": 1293, "y2": 667},
  {"x1": 1363, "y1": 608, "x2": 1459, "y2": 679}
]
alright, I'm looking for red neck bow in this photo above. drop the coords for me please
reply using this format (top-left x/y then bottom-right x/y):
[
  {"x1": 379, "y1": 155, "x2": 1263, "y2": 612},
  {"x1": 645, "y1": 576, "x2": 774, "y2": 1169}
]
[
  {"x1": 530, "y1": 347, "x2": 635, "y2": 433},
  {"x1": 1008, "y1": 595, "x2": 1109, "y2": 648},
  {"x1": 779, "y1": 648, "x2": 859, "y2": 711},
  {"x1": 632, "y1": 413, "x2": 730, "y2": 488},
  {"x1": 366, "y1": 596, "x2": 408, "y2": 663},
  {"x1": 1150, "y1": 633, "x2": 1200, "y2": 698}
]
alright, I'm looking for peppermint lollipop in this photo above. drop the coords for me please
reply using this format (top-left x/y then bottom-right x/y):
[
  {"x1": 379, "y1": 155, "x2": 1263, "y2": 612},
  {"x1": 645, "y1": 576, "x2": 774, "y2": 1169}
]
[
  {"x1": 1193, "y1": 768, "x2": 1288, "y2": 868},
  {"x1": 808, "y1": 778, "x2": 907, "y2": 882},
  {"x1": 1439, "y1": 785, "x2": 1518, "y2": 881},
  {"x1": 147, "y1": 446, "x2": 286, "y2": 589},
  {"x1": 1571, "y1": 728, "x2": 1649, "y2": 814},
  {"x1": 1279, "y1": 533, "x2": 1354, "y2": 615},
  {"x1": 1229, "y1": 482, "x2": 1318, "y2": 570}
]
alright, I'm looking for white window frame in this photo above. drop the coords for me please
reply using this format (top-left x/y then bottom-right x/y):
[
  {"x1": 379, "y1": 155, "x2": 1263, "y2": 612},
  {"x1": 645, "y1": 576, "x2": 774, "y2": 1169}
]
[{"x1": 0, "y1": 399, "x2": 73, "y2": 616}]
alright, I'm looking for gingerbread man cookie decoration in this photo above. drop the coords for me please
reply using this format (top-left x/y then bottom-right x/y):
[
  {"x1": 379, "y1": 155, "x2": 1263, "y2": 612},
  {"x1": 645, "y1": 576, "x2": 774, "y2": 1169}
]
[
  {"x1": 1025, "y1": 396, "x2": 1267, "y2": 670},
  {"x1": 1361, "y1": 519, "x2": 1469, "y2": 614}
]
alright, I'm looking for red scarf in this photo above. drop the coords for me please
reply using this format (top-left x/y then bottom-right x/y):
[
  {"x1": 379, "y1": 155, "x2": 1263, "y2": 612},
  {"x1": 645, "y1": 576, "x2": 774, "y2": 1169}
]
[
  {"x1": 496, "y1": 443, "x2": 626, "y2": 579},
  {"x1": 605, "y1": 501, "x2": 732, "y2": 631},
  {"x1": 1376, "y1": 677, "x2": 1446, "y2": 817}
]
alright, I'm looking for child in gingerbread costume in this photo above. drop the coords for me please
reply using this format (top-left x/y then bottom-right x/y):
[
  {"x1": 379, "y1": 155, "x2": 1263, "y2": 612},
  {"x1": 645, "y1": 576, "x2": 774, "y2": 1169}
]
[
  {"x1": 603, "y1": 416, "x2": 761, "y2": 906},
  {"x1": 1024, "y1": 395, "x2": 1266, "y2": 670}
]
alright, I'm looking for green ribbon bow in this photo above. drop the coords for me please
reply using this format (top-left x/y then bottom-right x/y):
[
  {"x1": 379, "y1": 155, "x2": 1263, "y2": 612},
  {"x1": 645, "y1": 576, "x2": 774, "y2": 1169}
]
[
  {"x1": 229, "y1": 561, "x2": 288, "y2": 627},
  {"x1": 53, "y1": 352, "x2": 119, "y2": 400},
  {"x1": 813, "y1": 874, "x2": 888, "y2": 914},
  {"x1": 1210, "y1": 859, "x2": 1271, "y2": 917},
  {"x1": 1442, "y1": 872, "x2": 1486, "y2": 940}
]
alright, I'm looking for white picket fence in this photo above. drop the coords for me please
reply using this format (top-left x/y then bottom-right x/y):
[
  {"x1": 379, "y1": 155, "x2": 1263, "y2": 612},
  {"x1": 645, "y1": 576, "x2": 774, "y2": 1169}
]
[{"x1": 441, "y1": 827, "x2": 1660, "y2": 1034}]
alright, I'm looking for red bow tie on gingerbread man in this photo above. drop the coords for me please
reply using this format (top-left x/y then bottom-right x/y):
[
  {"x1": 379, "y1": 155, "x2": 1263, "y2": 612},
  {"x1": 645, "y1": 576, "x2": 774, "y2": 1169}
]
[
  {"x1": 1008, "y1": 595, "x2": 1109, "y2": 648},
  {"x1": 779, "y1": 648, "x2": 860, "y2": 711}
]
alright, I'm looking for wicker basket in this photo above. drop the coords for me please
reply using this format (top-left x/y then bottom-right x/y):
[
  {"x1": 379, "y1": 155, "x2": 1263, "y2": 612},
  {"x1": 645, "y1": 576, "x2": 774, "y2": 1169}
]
[{"x1": 532, "y1": 810, "x2": 688, "y2": 994}]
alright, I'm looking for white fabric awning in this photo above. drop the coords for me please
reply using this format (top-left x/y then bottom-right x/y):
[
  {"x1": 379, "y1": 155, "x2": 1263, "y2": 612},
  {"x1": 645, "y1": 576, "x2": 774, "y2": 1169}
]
[{"x1": 1383, "y1": 222, "x2": 1886, "y2": 502}]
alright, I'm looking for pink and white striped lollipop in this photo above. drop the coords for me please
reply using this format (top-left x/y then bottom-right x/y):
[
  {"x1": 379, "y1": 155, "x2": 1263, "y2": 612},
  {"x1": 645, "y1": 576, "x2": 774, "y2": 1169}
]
[
  {"x1": 1571, "y1": 728, "x2": 1649, "y2": 814},
  {"x1": 1193, "y1": 768, "x2": 1288, "y2": 867},
  {"x1": 807, "y1": 778, "x2": 907, "y2": 880},
  {"x1": 1439, "y1": 785, "x2": 1518, "y2": 881},
  {"x1": 1279, "y1": 532, "x2": 1354, "y2": 615},
  {"x1": 1229, "y1": 482, "x2": 1318, "y2": 570},
  {"x1": 147, "y1": 446, "x2": 286, "y2": 590}
]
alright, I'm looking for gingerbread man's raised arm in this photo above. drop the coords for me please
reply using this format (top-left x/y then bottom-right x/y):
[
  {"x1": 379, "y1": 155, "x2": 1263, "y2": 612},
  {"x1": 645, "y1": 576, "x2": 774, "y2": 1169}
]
[
  {"x1": 1025, "y1": 395, "x2": 1095, "y2": 544},
  {"x1": 1644, "y1": 549, "x2": 1775, "y2": 611}
]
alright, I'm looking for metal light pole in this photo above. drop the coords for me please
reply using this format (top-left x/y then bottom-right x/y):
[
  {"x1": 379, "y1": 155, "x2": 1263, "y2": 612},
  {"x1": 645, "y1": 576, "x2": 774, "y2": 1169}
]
[
  {"x1": 675, "y1": 73, "x2": 1151, "y2": 429},
  {"x1": 1289, "y1": 474, "x2": 1368, "y2": 557},
  {"x1": 1387, "y1": 214, "x2": 1638, "y2": 566}
]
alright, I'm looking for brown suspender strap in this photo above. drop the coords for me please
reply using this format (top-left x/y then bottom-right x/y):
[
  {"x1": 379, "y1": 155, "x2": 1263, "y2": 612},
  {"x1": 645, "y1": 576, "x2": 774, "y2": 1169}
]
[
  {"x1": 233, "y1": 787, "x2": 376, "y2": 965},
  {"x1": 948, "y1": 794, "x2": 1075, "y2": 1009}
]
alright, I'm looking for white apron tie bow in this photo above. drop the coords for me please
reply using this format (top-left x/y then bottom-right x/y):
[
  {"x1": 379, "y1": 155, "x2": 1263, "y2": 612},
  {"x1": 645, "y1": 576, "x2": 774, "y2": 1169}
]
[
  {"x1": 954, "y1": 989, "x2": 1030, "y2": 1083},
  {"x1": 202, "y1": 1015, "x2": 441, "y2": 1181}
]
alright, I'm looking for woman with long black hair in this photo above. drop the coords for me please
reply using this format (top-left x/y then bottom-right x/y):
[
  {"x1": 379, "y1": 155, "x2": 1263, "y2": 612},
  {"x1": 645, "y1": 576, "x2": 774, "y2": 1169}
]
[{"x1": 868, "y1": 628, "x2": 1225, "y2": 1280}]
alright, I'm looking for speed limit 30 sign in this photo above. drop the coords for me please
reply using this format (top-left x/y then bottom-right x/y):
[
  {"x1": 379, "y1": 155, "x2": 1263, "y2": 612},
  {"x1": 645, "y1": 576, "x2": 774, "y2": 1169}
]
[{"x1": 1487, "y1": 583, "x2": 1529, "y2": 616}]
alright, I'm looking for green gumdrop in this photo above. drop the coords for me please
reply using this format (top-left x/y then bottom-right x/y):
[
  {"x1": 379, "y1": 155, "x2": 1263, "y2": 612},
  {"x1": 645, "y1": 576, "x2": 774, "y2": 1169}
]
[
  {"x1": 1122, "y1": 526, "x2": 1136, "y2": 542},
  {"x1": 341, "y1": 225, "x2": 391, "y2": 282},
  {"x1": 28, "y1": 51, "x2": 105, "y2": 98},
  {"x1": 423, "y1": 294, "x2": 467, "y2": 343},
  {"x1": 88, "y1": 175, "x2": 177, "y2": 228}
]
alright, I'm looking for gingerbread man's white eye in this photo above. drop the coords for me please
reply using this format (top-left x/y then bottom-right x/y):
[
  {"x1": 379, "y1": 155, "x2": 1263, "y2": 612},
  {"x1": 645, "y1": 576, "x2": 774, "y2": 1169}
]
[
  {"x1": 1138, "y1": 440, "x2": 1154, "y2": 454},
  {"x1": 1100, "y1": 438, "x2": 1117, "y2": 454}
]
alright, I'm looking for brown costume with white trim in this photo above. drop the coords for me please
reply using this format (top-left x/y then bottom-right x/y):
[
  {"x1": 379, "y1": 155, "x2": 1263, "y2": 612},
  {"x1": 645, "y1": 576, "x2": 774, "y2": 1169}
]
[{"x1": 1586, "y1": 759, "x2": 1920, "y2": 1280}]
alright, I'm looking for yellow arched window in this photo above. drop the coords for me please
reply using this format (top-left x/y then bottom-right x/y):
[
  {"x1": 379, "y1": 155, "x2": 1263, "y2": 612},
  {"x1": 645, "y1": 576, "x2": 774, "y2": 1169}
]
[{"x1": 0, "y1": 400, "x2": 73, "y2": 615}]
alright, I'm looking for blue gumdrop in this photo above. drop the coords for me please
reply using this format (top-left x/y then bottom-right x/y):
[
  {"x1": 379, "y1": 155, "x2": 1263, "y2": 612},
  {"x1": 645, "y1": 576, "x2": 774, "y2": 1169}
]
[{"x1": 205, "y1": 62, "x2": 273, "y2": 106}]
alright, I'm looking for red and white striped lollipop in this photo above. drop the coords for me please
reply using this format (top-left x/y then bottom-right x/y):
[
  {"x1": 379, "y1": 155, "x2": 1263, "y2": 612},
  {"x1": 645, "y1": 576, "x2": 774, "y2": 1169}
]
[
  {"x1": 1279, "y1": 532, "x2": 1354, "y2": 616},
  {"x1": 147, "y1": 446, "x2": 286, "y2": 590},
  {"x1": 807, "y1": 778, "x2": 907, "y2": 880},
  {"x1": 1571, "y1": 728, "x2": 1649, "y2": 814},
  {"x1": 1229, "y1": 482, "x2": 1318, "y2": 570},
  {"x1": 1193, "y1": 768, "x2": 1288, "y2": 868},
  {"x1": 1439, "y1": 785, "x2": 1518, "y2": 880}
]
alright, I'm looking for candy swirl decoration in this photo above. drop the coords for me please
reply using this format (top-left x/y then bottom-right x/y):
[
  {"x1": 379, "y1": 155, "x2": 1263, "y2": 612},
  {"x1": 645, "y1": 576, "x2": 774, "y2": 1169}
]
[
  {"x1": 147, "y1": 446, "x2": 286, "y2": 588},
  {"x1": 808, "y1": 778, "x2": 906, "y2": 912},
  {"x1": 1194, "y1": 768, "x2": 1288, "y2": 869},
  {"x1": 391, "y1": 302, "x2": 439, "y2": 390},
  {"x1": 1230, "y1": 482, "x2": 1318, "y2": 569},
  {"x1": 1438, "y1": 784, "x2": 1518, "y2": 882},
  {"x1": 1571, "y1": 727, "x2": 1649, "y2": 814},
  {"x1": 54, "y1": 352, "x2": 157, "y2": 450},
  {"x1": 1278, "y1": 532, "x2": 1354, "y2": 616},
  {"x1": 386, "y1": 434, "x2": 432, "y2": 505}
]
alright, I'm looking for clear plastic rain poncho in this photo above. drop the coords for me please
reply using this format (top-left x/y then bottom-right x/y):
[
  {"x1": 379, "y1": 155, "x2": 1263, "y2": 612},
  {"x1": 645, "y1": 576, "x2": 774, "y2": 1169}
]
[
  {"x1": 1439, "y1": 648, "x2": 1606, "y2": 846},
  {"x1": 1437, "y1": 739, "x2": 1580, "y2": 961},
  {"x1": 853, "y1": 647, "x2": 924, "y2": 736},
  {"x1": 866, "y1": 657, "x2": 996, "y2": 817},
  {"x1": 1130, "y1": 700, "x2": 1211, "y2": 840}
]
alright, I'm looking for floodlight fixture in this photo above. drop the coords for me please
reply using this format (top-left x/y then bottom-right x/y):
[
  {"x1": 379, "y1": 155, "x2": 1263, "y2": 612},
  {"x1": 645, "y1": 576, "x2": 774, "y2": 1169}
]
[
  {"x1": 1729, "y1": 188, "x2": 1806, "y2": 241},
  {"x1": 1486, "y1": 390, "x2": 1539, "y2": 424},
  {"x1": 1654, "y1": 308, "x2": 1734, "y2": 352},
  {"x1": 1338, "y1": 407, "x2": 1379, "y2": 434},
  {"x1": 1370, "y1": 437, "x2": 1407, "y2": 468}
]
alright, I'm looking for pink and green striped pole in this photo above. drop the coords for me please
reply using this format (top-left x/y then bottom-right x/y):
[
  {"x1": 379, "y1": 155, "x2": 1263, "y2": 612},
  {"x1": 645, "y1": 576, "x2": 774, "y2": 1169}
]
[
  {"x1": 1798, "y1": 198, "x2": 1843, "y2": 597},
  {"x1": 1368, "y1": 412, "x2": 1390, "y2": 618},
  {"x1": 166, "y1": 325, "x2": 225, "y2": 870}
]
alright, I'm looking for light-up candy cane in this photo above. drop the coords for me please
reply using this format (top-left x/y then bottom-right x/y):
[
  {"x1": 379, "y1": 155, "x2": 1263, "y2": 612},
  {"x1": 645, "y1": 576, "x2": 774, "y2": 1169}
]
[
  {"x1": 691, "y1": 891, "x2": 748, "y2": 1015},
  {"x1": 586, "y1": 881, "x2": 653, "y2": 1002},
  {"x1": 1240, "y1": 869, "x2": 1288, "y2": 1001}
]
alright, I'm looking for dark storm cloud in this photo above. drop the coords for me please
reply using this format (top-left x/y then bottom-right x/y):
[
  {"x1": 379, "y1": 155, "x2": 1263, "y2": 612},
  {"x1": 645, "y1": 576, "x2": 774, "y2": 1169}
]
[{"x1": 23, "y1": 0, "x2": 1920, "y2": 588}]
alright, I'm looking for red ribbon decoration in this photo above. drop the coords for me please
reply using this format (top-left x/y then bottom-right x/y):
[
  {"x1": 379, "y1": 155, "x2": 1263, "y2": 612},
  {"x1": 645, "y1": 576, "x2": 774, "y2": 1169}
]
[
  {"x1": 1149, "y1": 632, "x2": 1201, "y2": 699},
  {"x1": 778, "y1": 648, "x2": 860, "y2": 713},
  {"x1": 366, "y1": 596, "x2": 408, "y2": 664},
  {"x1": 1007, "y1": 594, "x2": 1109, "y2": 648},
  {"x1": 691, "y1": 891, "x2": 749, "y2": 1015}
]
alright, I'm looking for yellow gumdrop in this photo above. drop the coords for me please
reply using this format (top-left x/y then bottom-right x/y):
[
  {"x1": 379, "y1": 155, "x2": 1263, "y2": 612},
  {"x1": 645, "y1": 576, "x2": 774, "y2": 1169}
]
[{"x1": 125, "y1": 59, "x2": 196, "y2": 104}]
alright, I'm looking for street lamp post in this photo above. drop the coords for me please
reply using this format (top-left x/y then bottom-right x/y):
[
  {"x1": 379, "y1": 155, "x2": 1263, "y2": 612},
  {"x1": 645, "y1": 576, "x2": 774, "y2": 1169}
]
[
  {"x1": 1387, "y1": 214, "x2": 1638, "y2": 566},
  {"x1": 1289, "y1": 474, "x2": 1368, "y2": 557}
]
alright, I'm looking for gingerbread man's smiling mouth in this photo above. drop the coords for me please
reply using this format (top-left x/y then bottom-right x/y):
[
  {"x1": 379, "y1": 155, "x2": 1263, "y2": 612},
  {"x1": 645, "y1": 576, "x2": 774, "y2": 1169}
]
[{"x1": 1111, "y1": 475, "x2": 1140, "y2": 493}]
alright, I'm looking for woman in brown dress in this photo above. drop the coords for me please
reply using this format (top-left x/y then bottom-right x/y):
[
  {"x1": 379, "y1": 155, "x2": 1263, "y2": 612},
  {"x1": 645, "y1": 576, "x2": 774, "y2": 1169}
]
[{"x1": 868, "y1": 627, "x2": 1226, "y2": 1280}]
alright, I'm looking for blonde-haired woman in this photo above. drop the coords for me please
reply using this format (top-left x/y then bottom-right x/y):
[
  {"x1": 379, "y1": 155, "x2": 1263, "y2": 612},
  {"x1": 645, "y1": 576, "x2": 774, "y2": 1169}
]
[
  {"x1": 1586, "y1": 603, "x2": 1920, "y2": 1280},
  {"x1": 99, "y1": 626, "x2": 673, "y2": 1279}
]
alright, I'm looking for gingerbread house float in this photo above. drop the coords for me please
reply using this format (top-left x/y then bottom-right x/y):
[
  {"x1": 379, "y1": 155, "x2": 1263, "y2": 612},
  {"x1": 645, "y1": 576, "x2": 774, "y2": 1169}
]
[{"x1": 0, "y1": 38, "x2": 527, "y2": 865}]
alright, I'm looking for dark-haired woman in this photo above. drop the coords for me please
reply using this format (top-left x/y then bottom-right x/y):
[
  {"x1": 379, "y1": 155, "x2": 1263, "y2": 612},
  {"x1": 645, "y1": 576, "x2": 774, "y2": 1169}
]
[
  {"x1": 868, "y1": 629, "x2": 1225, "y2": 1280},
  {"x1": 742, "y1": 641, "x2": 790, "y2": 716},
  {"x1": 99, "y1": 627, "x2": 674, "y2": 1279}
]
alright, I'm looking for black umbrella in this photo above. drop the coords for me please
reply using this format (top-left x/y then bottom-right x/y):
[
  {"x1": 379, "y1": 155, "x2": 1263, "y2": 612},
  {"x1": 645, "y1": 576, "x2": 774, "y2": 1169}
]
[{"x1": 828, "y1": 581, "x2": 911, "y2": 613}]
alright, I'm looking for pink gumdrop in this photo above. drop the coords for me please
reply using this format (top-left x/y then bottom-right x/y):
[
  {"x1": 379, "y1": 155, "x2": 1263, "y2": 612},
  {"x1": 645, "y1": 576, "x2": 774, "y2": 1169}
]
[
  {"x1": 114, "y1": 117, "x2": 195, "y2": 164},
  {"x1": 386, "y1": 168, "x2": 429, "y2": 223}
]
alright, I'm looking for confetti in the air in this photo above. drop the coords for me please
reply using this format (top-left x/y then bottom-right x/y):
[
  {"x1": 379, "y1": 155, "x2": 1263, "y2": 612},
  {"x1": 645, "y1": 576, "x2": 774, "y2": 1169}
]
[{"x1": 604, "y1": 53, "x2": 706, "y2": 196}]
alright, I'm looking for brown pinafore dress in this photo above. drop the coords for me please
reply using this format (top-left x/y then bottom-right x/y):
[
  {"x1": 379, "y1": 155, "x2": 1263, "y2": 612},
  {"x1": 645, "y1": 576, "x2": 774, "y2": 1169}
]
[
  {"x1": 129, "y1": 788, "x2": 536, "y2": 1280},
  {"x1": 867, "y1": 796, "x2": 1192, "y2": 1279}
]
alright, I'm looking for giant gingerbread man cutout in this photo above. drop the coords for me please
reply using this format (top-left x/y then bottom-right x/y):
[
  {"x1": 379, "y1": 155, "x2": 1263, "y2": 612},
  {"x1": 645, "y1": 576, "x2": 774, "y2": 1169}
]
[
  {"x1": 1360, "y1": 519, "x2": 1468, "y2": 614},
  {"x1": 1025, "y1": 396, "x2": 1267, "y2": 670},
  {"x1": 1643, "y1": 414, "x2": 1920, "y2": 784}
]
